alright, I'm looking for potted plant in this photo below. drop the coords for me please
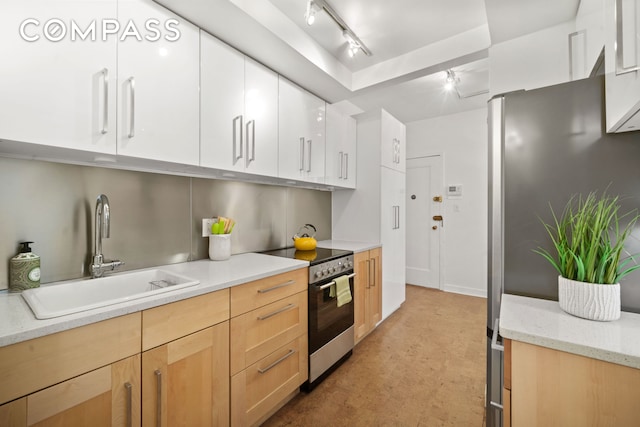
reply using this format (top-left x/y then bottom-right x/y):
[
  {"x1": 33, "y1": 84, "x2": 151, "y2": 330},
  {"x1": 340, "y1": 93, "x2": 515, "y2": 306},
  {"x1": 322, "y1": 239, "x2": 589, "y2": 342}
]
[{"x1": 534, "y1": 191, "x2": 640, "y2": 321}]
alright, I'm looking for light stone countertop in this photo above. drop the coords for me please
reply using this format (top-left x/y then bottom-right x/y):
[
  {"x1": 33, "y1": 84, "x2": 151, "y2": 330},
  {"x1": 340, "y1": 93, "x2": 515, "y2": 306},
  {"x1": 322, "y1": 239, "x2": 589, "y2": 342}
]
[
  {"x1": 499, "y1": 294, "x2": 640, "y2": 369},
  {"x1": 0, "y1": 253, "x2": 308, "y2": 347},
  {"x1": 316, "y1": 240, "x2": 381, "y2": 253}
]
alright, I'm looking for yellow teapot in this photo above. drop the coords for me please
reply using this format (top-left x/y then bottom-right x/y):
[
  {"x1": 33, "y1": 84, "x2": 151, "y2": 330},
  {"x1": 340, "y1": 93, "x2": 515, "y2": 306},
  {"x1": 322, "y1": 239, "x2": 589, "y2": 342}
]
[{"x1": 292, "y1": 224, "x2": 317, "y2": 251}]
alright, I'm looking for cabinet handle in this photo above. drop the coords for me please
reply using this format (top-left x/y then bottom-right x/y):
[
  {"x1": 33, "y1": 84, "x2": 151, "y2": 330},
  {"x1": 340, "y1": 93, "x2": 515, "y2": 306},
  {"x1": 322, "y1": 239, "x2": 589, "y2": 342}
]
[
  {"x1": 306, "y1": 139, "x2": 312, "y2": 173},
  {"x1": 127, "y1": 77, "x2": 135, "y2": 138},
  {"x1": 101, "y1": 68, "x2": 109, "y2": 135},
  {"x1": 299, "y1": 137, "x2": 305, "y2": 171},
  {"x1": 370, "y1": 258, "x2": 376, "y2": 287},
  {"x1": 258, "y1": 303, "x2": 295, "y2": 320},
  {"x1": 366, "y1": 260, "x2": 371, "y2": 289},
  {"x1": 124, "y1": 382, "x2": 132, "y2": 427},
  {"x1": 246, "y1": 120, "x2": 255, "y2": 167},
  {"x1": 257, "y1": 279, "x2": 295, "y2": 293},
  {"x1": 232, "y1": 115, "x2": 243, "y2": 164},
  {"x1": 258, "y1": 349, "x2": 296, "y2": 374},
  {"x1": 397, "y1": 205, "x2": 400, "y2": 229},
  {"x1": 344, "y1": 153, "x2": 349, "y2": 180},
  {"x1": 154, "y1": 369, "x2": 162, "y2": 427},
  {"x1": 615, "y1": 0, "x2": 640, "y2": 75},
  {"x1": 338, "y1": 152, "x2": 343, "y2": 179}
]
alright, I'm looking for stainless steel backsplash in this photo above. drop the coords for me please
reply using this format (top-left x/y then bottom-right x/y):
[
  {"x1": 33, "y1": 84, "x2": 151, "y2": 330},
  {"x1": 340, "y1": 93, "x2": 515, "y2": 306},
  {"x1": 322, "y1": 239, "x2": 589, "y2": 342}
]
[{"x1": 0, "y1": 157, "x2": 331, "y2": 290}]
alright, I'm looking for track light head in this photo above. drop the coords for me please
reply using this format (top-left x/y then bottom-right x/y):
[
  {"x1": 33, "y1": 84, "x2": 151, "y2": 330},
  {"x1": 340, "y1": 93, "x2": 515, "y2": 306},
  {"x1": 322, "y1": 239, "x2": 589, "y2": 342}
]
[{"x1": 305, "y1": 0, "x2": 320, "y2": 26}]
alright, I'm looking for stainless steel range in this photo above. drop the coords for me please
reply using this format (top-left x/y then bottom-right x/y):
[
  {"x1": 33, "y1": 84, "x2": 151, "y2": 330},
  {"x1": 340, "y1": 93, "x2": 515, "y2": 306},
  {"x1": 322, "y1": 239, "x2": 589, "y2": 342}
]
[{"x1": 262, "y1": 247, "x2": 355, "y2": 391}]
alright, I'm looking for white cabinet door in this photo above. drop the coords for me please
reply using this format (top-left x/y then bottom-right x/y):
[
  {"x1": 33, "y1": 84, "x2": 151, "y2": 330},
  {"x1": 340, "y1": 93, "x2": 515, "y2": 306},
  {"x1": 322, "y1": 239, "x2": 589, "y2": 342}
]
[
  {"x1": 278, "y1": 77, "x2": 326, "y2": 183},
  {"x1": 380, "y1": 167, "x2": 406, "y2": 319},
  {"x1": 605, "y1": 0, "x2": 640, "y2": 132},
  {"x1": 0, "y1": 0, "x2": 117, "y2": 153},
  {"x1": 325, "y1": 104, "x2": 356, "y2": 188},
  {"x1": 201, "y1": 33, "x2": 278, "y2": 176},
  {"x1": 244, "y1": 58, "x2": 278, "y2": 177},
  {"x1": 200, "y1": 31, "x2": 245, "y2": 171},
  {"x1": 380, "y1": 110, "x2": 405, "y2": 172},
  {"x1": 117, "y1": 0, "x2": 199, "y2": 165}
]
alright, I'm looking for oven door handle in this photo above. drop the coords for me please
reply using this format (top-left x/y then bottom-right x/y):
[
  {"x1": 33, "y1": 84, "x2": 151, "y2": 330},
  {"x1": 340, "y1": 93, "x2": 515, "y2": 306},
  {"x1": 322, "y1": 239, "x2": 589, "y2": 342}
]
[{"x1": 317, "y1": 273, "x2": 356, "y2": 290}]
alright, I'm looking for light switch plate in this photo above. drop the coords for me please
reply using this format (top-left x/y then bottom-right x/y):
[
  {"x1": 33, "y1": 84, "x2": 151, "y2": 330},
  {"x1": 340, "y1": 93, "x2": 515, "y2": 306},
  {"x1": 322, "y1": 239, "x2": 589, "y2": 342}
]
[{"x1": 202, "y1": 218, "x2": 215, "y2": 237}]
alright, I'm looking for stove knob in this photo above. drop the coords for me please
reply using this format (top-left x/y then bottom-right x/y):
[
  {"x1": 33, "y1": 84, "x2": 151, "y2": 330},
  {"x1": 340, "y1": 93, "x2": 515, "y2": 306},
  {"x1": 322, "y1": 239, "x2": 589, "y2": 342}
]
[
  {"x1": 348, "y1": 261, "x2": 353, "y2": 268},
  {"x1": 329, "y1": 267, "x2": 335, "y2": 274},
  {"x1": 315, "y1": 271, "x2": 322, "y2": 278},
  {"x1": 322, "y1": 269, "x2": 328, "y2": 276}
]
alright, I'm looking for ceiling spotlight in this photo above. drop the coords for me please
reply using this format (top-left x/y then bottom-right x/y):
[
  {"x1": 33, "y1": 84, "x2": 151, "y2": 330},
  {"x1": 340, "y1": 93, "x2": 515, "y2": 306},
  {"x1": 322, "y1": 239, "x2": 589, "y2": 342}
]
[
  {"x1": 444, "y1": 69, "x2": 458, "y2": 91},
  {"x1": 343, "y1": 30, "x2": 361, "y2": 58},
  {"x1": 305, "y1": 0, "x2": 321, "y2": 26}
]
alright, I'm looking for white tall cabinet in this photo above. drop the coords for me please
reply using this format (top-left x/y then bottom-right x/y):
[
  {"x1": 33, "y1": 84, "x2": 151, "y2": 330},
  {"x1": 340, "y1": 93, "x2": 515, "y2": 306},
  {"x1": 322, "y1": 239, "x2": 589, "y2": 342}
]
[
  {"x1": 0, "y1": 0, "x2": 117, "y2": 154},
  {"x1": 278, "y1": 77, "x2": 326, "y2": 184},
  {"x1": 332, "y1": 109, "x2": 406, "y2": 320},
  {"x1": 200, "y1": 31, "x2": 278, "y2": 176},
  {"x1": 117, "y1": 0, "x2": 200, "y2": 165}
]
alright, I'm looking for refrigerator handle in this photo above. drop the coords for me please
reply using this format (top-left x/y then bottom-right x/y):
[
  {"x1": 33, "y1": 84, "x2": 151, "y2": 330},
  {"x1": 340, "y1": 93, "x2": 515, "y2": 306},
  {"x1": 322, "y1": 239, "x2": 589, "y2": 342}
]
[{"x1": 491, "y1": 318, "x2": 504, "y2": 352}]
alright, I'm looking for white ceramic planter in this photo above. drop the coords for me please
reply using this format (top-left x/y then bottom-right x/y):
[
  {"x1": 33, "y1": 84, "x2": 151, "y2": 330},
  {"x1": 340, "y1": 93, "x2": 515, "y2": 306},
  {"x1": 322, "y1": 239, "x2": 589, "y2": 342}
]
[
  {"x1": 558, "y1": 276, "x2": 620, "y2": 321},
  {"x1": 209, "y1": 234, "x2": 231, "y2": 261}
]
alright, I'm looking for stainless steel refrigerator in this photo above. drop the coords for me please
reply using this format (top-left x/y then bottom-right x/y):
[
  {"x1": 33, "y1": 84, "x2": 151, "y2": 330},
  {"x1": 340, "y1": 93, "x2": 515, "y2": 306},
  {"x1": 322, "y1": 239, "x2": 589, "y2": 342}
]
[{"x1": 486, "y1": 76, "x2": 640, "y2": 426}]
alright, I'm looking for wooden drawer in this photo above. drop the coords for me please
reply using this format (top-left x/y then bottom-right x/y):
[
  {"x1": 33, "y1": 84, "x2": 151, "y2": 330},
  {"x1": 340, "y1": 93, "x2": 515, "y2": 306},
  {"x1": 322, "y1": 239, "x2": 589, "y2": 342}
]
[
  {"x1": 142, "y1": 289, "x2": 230, "y2": 351},
  {"x1": 230, "y1": 268, "x2": 307, "y2": 317},
  {"x1": 230, "y1": 291, "x2": 307, "y2": 375},
  {"x1": 231, "y1": 335, "x2": 308, "y2": 427},
  {"x1": 0, "y1": 313, "x2": 141, "y2": 406}
]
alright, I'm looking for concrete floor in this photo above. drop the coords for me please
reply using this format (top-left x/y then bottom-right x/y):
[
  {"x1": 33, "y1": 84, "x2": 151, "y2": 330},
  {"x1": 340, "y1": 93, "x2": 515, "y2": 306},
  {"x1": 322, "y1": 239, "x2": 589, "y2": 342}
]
[{"x1": 263, "y1": 285, "x2": 487, "y2": 426}]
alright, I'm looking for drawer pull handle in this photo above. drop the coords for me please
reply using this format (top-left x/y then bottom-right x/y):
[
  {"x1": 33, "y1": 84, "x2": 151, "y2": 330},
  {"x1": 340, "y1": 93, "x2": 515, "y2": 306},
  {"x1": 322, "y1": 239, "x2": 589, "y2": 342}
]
[
  {"x1": 125, "y1": 382, "x2": 132, "y2": 427},
  {"x1": 257, "y1": 280, "x2": 295, "y2": 294},
  {"x1": 258, "y1": 303, "x2": 296, "y2": 320},
  {"x1": 258, "y1": 349, "x2": 296, "y2": 374},
  {"x1": 155, "y1": 369, "x2": 162, "y2": 427}
]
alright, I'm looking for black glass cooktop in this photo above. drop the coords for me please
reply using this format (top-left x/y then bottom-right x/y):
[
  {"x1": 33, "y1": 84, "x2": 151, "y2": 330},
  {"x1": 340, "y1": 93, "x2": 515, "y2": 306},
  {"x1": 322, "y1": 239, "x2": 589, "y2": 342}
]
[{"x1": 261, "y1": 247, "x2": 353, "y2": 265}]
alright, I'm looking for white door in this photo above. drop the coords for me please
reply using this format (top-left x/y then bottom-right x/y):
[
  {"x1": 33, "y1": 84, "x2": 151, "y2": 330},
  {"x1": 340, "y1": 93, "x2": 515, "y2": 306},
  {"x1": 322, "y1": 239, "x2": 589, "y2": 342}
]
[{"x1": 406, "y1": 155, "x2": 443, "y2": 288}]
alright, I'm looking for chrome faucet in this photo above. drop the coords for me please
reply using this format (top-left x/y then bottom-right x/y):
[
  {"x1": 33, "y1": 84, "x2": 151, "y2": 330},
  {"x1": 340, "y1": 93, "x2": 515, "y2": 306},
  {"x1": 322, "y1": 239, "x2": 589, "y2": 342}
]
[{"x1": 90, "y1": 194, "x2": 124, "y2": 278}]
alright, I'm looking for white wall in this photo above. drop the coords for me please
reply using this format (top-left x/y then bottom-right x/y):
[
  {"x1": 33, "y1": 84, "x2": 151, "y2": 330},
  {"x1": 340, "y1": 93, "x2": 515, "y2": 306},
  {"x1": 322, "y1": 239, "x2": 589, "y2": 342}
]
[
  {"x1": 489, "y1": 20, "x2": 576, "y2": 95},
  {"x1": 406, "y1": 108, "x2": 488, "y2": 297}
]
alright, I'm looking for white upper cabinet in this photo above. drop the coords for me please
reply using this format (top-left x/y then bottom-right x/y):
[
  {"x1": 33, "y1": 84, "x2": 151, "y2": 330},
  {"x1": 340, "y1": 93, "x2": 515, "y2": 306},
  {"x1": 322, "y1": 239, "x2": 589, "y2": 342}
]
[
  {"x1": 200, "y1": 31, "x2": 278, "y2": 176},
  {"x1": 380, "y1": 109, "x2": 405, "y2": 173},
  {"x1": 605, "y1": 0, "x2": 640, "y2": 132},
  {"x1": 278, "y1": 77, "x2": 326, "y2": 184},
  {"x1": 0, "y1": 0, "x2": 117, "y2": 154},
  {"x1": 325, "y1": 104, "x2": 356, "y2": 189},
  {"x1": 117, "y1": 0, "x2": 200, "y2": 164}
]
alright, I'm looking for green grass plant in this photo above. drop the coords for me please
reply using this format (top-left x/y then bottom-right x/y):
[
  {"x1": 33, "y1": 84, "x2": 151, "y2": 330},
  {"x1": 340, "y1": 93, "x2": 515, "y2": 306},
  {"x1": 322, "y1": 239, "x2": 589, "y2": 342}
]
[{"x1": 534, "y1": 191, "x2": 640, "y2": 284}]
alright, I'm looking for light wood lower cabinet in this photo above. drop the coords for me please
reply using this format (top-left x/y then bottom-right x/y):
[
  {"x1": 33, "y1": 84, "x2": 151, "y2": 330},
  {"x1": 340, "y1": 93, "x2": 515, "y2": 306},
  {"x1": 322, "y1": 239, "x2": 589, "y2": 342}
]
[
  {"x1": 354, "y1": 248, "x2": 382, "y2": 344},
  {"x1": 142, "y1": 322, "x2": 229, "y2": 427},
  {"x1": 505, "y1": 339, "x2": 640, "y2": 426},
  {"x1": 230, "y1": 268, "x2": 309, "y2": 427},
  {"x1": 231, "y1": 335, "x2": 308, "y2": 427},
  {"x1": 0, "y1": 354, "x2": 140, "y2": 427}
]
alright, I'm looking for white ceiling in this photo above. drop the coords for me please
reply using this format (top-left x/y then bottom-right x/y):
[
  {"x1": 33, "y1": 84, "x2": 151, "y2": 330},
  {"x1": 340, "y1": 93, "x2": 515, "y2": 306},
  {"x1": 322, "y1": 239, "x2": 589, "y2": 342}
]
[{"x1": 155, "y1": 0, "x2": 581, "y2": 123}]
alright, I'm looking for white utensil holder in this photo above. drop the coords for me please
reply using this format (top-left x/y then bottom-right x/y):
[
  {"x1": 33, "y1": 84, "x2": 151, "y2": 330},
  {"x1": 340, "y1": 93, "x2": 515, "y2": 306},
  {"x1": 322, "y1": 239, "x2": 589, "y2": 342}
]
[{"x1": 209, "y1": 234, "x2": 231, "y2": 261}]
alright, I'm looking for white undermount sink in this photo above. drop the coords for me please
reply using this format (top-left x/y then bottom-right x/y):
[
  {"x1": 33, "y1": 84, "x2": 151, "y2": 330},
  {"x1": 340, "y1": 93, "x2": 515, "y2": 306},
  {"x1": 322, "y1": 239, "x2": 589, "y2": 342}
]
[{"x1": 22, "y1": 269, "x2": 200, "y2": 319}]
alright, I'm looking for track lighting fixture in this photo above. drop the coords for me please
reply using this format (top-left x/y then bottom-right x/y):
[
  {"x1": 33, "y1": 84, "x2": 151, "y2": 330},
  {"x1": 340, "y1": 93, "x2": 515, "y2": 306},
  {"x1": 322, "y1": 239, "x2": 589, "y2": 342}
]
[
  {"x1": 305, "y1": 0, "x2": 320, "y2": 26},
  {"x1": 343, "y1": 30, "x2": 361, "y2": 57},
  {"x1": 303, "y1": 0, "x2": 372, "y2": 57},
  {"x1": 444, "y1": 69, "x2": 458, "y2": 91}
]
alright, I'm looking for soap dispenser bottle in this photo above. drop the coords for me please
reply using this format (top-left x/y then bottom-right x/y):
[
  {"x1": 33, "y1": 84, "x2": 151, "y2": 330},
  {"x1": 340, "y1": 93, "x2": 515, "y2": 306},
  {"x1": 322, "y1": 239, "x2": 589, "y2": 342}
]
[{"x1": 9, "y1": 241, "x2": 41, "y2": 292}]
